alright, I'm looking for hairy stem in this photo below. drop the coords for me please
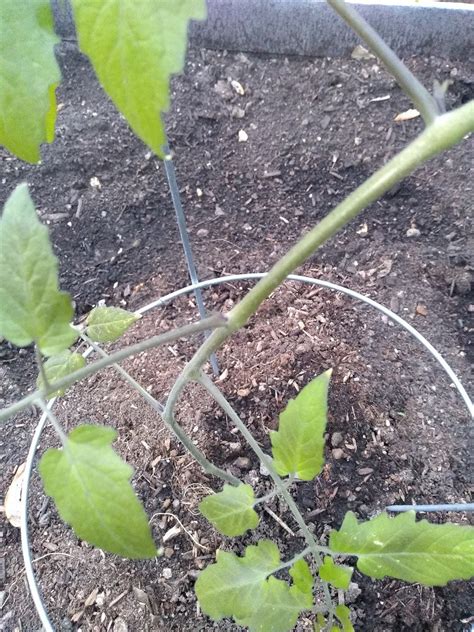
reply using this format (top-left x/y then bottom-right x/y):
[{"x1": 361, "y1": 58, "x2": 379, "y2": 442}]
[
  {"x1": 326, "y1": 0, "x2": 439, "y2": 124},
  {"x1": 0, "y1": 314, "x2": 228, "y2": 423},
  {"x1": 198, "y1": 373, "x2": 334, "y2": 614},
  {"x1": 166, "y1": 101, "x2": 474, "y2": 403},
  {"x1": 82, "y1": 334, "x2": 239, "y2": 486}
]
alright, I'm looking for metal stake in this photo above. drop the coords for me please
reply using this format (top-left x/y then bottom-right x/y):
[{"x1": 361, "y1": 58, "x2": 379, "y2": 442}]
[{"x1": 163, "y1": 139, "x2": 219, "y2": 375}]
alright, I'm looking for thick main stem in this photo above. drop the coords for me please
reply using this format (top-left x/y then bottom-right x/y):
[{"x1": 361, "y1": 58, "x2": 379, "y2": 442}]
[
  {"x1": 326, "y1": 0, "x2": 439, "y2": 124},
  {"x1": 170, "y1": 101, "x2": 474, "y2": 392}
]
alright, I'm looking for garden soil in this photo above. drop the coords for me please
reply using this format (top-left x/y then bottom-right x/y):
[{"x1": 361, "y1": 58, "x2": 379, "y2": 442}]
[{"x1": 0, "y1": 43, "x2": 473, "y2": 632}]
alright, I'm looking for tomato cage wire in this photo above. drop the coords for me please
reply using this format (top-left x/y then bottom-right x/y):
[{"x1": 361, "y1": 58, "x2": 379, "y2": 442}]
[{"x1": 22, "y1": 273, "x2": 473, "y2": 632}]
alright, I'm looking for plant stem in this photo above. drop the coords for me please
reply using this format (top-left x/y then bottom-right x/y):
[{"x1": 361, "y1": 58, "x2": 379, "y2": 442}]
[
  {"x1": 81, "y1": 334, "x2": 239, "y2": 486},
  {"x1": 254, "y1": 475, "x2": 295, "y2": 505},
  {"x1": 197, "y1": 373, "x2": 334, "y2": 614},
  {"x1": 0, "y1": 314, "x2": 228, "y2": 424},
  {"x1": 274, "y1": 546, "x2": 313, "y2": 573},
  {"x1": 166, "y1": 101, "x2": 474, "y2": 402},
  {"x1": 326, "y1": 0, "x2": 439, "y2": 125},
  {"x1": 37, "y1": 398, "x2": 67, "y2": 445},
  {"x1": 35, "y1": 346, "x2": 50, "y2": 391}
]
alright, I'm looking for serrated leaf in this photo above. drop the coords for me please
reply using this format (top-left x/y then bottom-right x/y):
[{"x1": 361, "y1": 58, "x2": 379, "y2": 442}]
[
  {"x1": 36, "y1": 351, "x2": 86, "y2": 398},
  {"x1": 196, "y1": 541, "x2": 279, "y2": 620},
  {"x1": 199, "y1": 484, "x2": 259, "y2": 537},
  {"x1": 319, "y1": 556, "x2": 353, "y2": 589},
  {"x1": 236, "y1": 576, "x2": 311, "y2": 632},
  {"x1": 39, "y1": 424, "x2": 156, "y2": 559},
  {"x1": 329, "y1": 511, "x2": 474, "y2": 587},
  {"x1": 71, "y1": 0, "x2": 205, "y2": 158},
  {"x1": 335, "y1": 605, "x2": 354, "y2": 632},
  {"x1": 0, "y1": 185, "x2": 78, "y2": 355},
  {"x1": 195, "y1": 540, "x2": 311, "y2": 630},
  {"x1": 86, "y1": 306, "x2": 140, "y2": 343},
  {"x1": 270, "y1": 370, "x2": 331, "y2": 480},
  {"x1": 289, "y1": 558, "x2": 313, "y2": 596},
  {"x1": 0, "y1": 0, "x2": 61, "y2": 162}
]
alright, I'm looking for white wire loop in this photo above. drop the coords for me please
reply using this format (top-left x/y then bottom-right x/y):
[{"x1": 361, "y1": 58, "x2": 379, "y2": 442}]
[{"x1": 20, "y1": 274, "x2": 473, "y2": 630}]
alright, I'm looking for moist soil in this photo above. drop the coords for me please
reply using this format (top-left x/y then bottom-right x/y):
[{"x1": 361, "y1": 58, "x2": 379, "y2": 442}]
[{"x1": 0, "y1": 43, "x2": 473, "y2": 632}]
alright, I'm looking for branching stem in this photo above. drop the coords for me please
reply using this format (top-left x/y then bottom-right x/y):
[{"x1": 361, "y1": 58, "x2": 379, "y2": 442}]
[
  {"x1": 197, "y1": 373, "x2": 335, "y2": 615},
  {"x1": 0, "y1": 314, "x2": 228, "y2": 423},
  {"x1": 81, "y1": 334, "x2": 238, "y2": 486}
]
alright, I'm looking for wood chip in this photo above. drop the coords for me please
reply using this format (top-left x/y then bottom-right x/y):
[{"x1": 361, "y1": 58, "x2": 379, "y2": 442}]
[{"x1": 84, "y1": 587, "x2": 99, "y2": 608}]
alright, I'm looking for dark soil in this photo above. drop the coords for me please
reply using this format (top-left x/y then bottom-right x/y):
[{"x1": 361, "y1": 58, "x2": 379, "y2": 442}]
[{"x1": 1, "y1": 43, "x2": 473, "y2": 632}]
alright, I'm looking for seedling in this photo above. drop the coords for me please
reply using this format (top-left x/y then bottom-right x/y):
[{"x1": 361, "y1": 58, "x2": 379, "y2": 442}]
[{"x1": 1, "y1": 0, "x2": 473, "y2": 630}]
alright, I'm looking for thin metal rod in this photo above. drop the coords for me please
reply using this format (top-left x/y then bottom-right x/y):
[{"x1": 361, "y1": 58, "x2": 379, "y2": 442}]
[
  {"x1": 387, "y1": 504, "x2": 474, "y2": 513},
  {"x1": 21, "y1": 399, "x2": 56, "y2": 632},
  {"x1": 163, "y1": 140, "x2": 219, "y2": 376},
  {"x1": 22, "y1": 274, "x2": 472, "y2": 621}
]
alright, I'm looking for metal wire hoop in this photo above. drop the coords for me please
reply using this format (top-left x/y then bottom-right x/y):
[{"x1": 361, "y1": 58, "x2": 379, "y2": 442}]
[{"x1": 21, "y1": 273, "x2": 473, "y2": 631}]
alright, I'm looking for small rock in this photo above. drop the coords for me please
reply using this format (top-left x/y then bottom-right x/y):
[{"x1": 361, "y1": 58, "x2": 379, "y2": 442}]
[
  {"x1": 231, "y1": 106, "x2": 246, "y2": 119},
  {"x1": 113, "y1": 617, "x2": 128, "y2": 632},
  {"x1": 162, "y1": 567, "x2": 173, "y2": 580},
  {"x1": 233, "y1": 456, "x2": 251, "y2": 470},
  {"x1": 259, "y1": 462, "x2": 270, "y2": 477},
  {"x1": 415, "y1": 303, "x2": 428, "y2": 317},
  {"x1": 406, "y1": 227, "x2": 420, "y2": 238},
  {"x1": 331, "y1": 432, "x2": 344, "y2": 447},
  {"x1": 357, "y1": 467, "x2": 374, "y2": 476},
  {"x1": 332, "y1": 448, "x2": 344, "y2": 460},
  {"x1": 196, "y1": 228, "x2": 209, "y2": 238},
  {"x1": 227, "y1": 441, "x2": 242, "y2": 453},
  {"x1": 346, "y1": 582, "x2": 362, "y2": 604},
  {"x1": 454, "y1": 271, "x2": 472, "y2": 295},
  {"x1": 164, "y1": 547, "x2": 174, "y2": 558},
  {"x1": 215, "y1": 205, "x2": 225, "y2": 217},
  {"x1": 238, "y1": 129, "x2": 248, "y2": 142}
]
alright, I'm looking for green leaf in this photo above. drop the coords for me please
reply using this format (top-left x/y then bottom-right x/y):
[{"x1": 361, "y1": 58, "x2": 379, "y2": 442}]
[
  {"x1": 289, "y1": 558, "x2": 313, "y2": 596},
  {"x1": 36, "y1": 350, "x2": 86, "y2": 398},
  {"x1": 86, "y1": 306, "x2": 140, "y2": 343},
  {"x1": 329, "y1": 511, "x2": 474, "y2": 587},
  {"x1": 195, "y1": 540, "x2": 311, "y2": 631},
  {"x1": 236, "y1": 576, "x2": 311, "y2": 632},
  {"x1": 0, "y1": 0, "x2": 61, "y2": 162},
  {"x1": 71, "y1": 0, "x2": 206, "y2": 158},
  {"x1": 199, "y1": 484, "x2": 259, "y2": 537},
  {"x1": 0, "y1": 185, "x2": 78, "y2": 355},
  {"x1": 335, "y1": 605, "x2": 354, "y2": 632},
  {"x1": 319, "y1": 556, "x2": 353, "y2": 590},
  {"x1": 39, "y1": 424, "x2": 156, "y2": 559},
  {"x1": 270, "y1": 370, "x2": 331, "y2": 480},
  {"x1": 314, "y1": 613, "x2": 327, "y2": 632}
]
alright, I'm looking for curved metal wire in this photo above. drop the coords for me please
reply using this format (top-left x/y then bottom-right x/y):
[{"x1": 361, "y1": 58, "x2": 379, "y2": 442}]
[{"x1": 21, "y1": 274, "x2": 473, "y2": 630}]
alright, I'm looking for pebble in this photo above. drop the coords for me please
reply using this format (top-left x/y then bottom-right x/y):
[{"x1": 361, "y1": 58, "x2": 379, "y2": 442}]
[
  {"x1": 331, "y1": 432, "x2": 344, "y2": 447},
  {"x1": 233, "y1": 456, "x2": 251, "y2": 470},
  {"x1": 406, "y1": 227, "x2": 420, "y2": 238},
  {"x1": 196, "y1": 228, "x2": 209, "y2": 238},
  {"x1": 113, "y1": 617, "x2": 128, "y2": 632},
  {"x1": 346, "y1": 582, "x2": 362, "y2": 603},
  {"x1": 162, "y1": 567, "x2": 173, "y2": 579},
  {"x1": 332, "y1": 448, "x2": 345, "y2": 460},
  {"x1": 164, "y1": 547, "x2": 174, "y2": 558}
]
